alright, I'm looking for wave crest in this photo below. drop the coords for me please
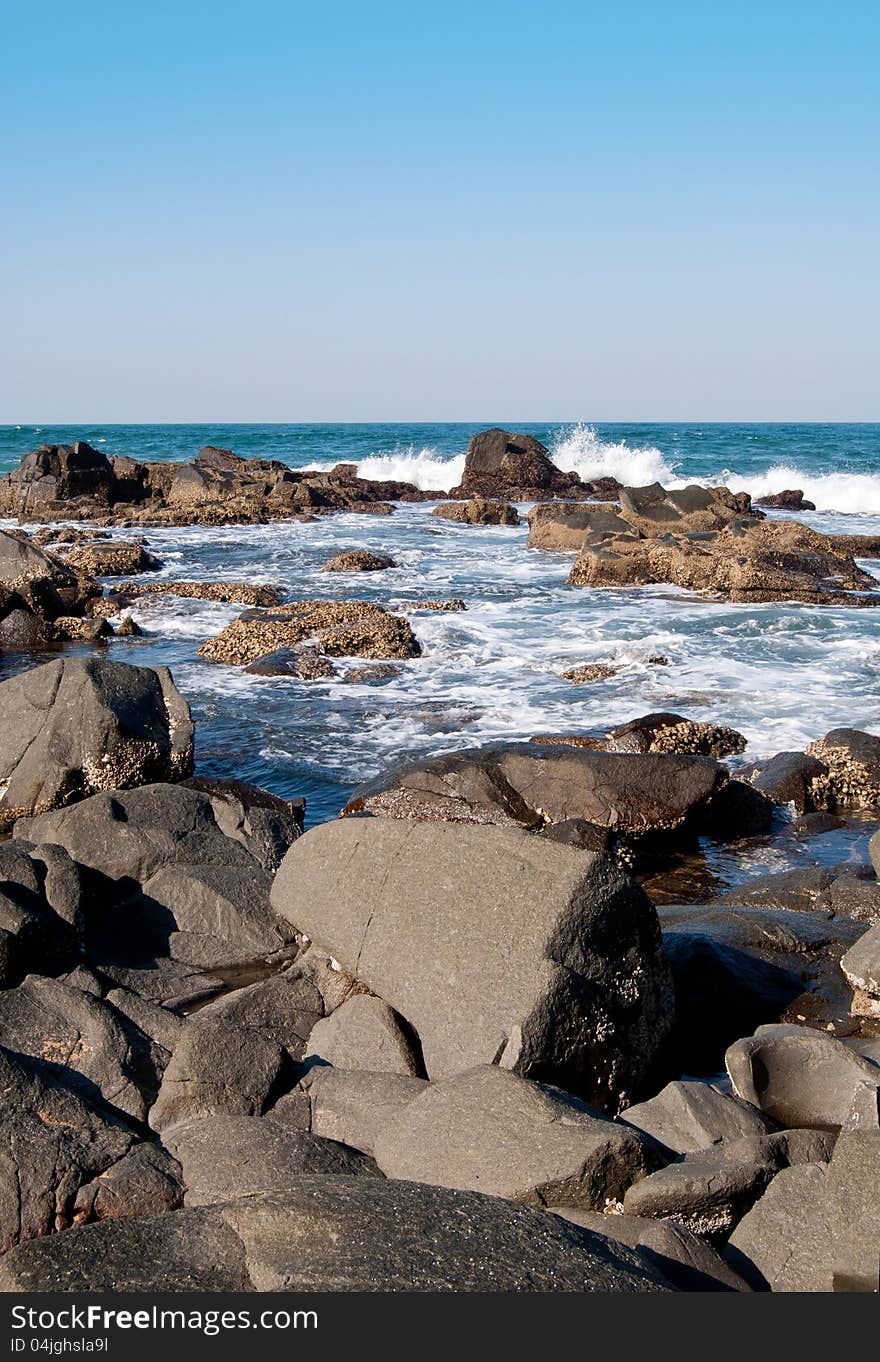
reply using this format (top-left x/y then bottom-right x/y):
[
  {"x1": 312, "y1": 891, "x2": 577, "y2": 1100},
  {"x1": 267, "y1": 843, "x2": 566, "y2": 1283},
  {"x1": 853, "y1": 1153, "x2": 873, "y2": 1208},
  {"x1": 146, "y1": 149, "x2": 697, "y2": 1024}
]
[
  {"x1": 298, "y1": 444, "x2": 462, "y2": 492},
  {"x1": 297, "y1": 426, "x2": 675, "y2": 493},
  {"x1": 720, "y1": 464, "x2": 880, "y2": 516},
  {"x1": 550, "y1": 423, "x2": 677, "y2": 486}
]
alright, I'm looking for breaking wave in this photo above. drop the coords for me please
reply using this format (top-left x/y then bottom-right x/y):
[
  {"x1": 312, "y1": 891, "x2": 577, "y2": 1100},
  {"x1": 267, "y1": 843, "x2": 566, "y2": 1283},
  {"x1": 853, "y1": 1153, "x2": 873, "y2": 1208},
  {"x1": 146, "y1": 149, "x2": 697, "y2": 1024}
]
[
  {"x1": 549, "y1": 423, "x2": 677, "y2": 486},
  {"x1": 722, "y1": 464, "x2": 880, "y2": 516}
]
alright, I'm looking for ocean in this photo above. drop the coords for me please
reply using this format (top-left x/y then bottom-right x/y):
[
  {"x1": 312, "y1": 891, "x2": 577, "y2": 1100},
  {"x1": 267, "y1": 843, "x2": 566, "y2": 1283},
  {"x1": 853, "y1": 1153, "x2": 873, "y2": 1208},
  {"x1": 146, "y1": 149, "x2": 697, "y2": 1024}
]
[{"x1": 3, "y1": 421, "x2": 880, "y2": 880}]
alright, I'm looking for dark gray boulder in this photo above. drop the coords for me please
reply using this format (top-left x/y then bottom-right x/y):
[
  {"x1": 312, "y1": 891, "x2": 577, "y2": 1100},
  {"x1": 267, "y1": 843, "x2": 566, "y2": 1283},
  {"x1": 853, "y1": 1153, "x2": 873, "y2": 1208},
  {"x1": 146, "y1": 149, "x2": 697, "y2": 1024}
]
[
  {"x1": 0, "y1": 1044, "x2": 137, "y2": 1252},
  {"x1": 73, "y1": 1142, "x2": 183, "y2": 1222},
  {"x1": 0, "y1": 1178, "x2": 670, "y2": 1292},
  {"x1": 136, "y1": 864, "x2": 283, "y2": 969},
  {"x1": 552, "y1": 1209, "x2": 751, "y2": 1291},
  {"x1": 15, "y1": 784, "x2": 301, "y2": 975},
  {"x1": 296, "y1": 1066, "x2": 427, "y2": 1156},
  {"x1": 168, "y1": 1114, "x2": 380, "y2": 1204},
  {"x1": 0, "y1": 606, "x2": 51, "y2": 650},
  {"x1": 271, "y1": 819, "x2": 673, "y2": 1111},
  {"x1": 97, "y1": 958, "x2": 225, "y2": 1011},
  {"x1": 373, "y1": 1066, "x2": 660, "y2": 1209},
  {"x1": 622, "y1": 1135, "x2": 781, "y2": 1240},
  {"x1": 841, "y1": 922, "x2": 880, "y2": 1012},
  {"x1": 658, "y1": 931, "x2": 805, "y2": 1074},
  {"x1": 725, "y1": 1023, "x2": 880, "y2": 1128},
  {"x1": 0, "y1": 841, "x2": 85, "y2": 988},
  {"x1": 621, "y1": 1081, "x2": 774, "y2": 1155},
  {"x1": 0, "y1": 658, "x2": 193, "y2": 831},
  {"x1": 104, "y1": 986, "x2": 184, "y2": 1055},
  {"x1": 743, "y1": 751, "x2": 829, "y2": 812},
  {"x1": 714, "y1": 865, "x2": 880, "y2": 924},
  {"x1": 304, "y1": 995, "x2": 422, "y2": 1077},
  {"x1": 0, "y1": 974, "x2": 161, "y2": 1122},
  {"x1": 0, "y1": 1207, "x2": 251, "y2": 1292},
  {"x1": 196, "y1": 970, "x2": 324, "y2": 1059},
  {"x1": 727, "y1": 1084, "x2": 880, "y2": 1290},
  {"x1": 148, "y1": 1018, "x2": 292, "y2": 1133},
  {"x1": 342, "y1": 741, "x2": 726, "y2": 839},
  {"x1": 15, "y1": 780, "x2": 298, "y2": 882}
]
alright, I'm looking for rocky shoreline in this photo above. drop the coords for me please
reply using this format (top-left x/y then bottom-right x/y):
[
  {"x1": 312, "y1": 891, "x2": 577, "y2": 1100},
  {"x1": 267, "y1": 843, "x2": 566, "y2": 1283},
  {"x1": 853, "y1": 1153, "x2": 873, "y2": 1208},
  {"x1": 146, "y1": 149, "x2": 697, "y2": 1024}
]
[{"x1": 0, "y1": 429, "x2": 879, "y2": 1293}]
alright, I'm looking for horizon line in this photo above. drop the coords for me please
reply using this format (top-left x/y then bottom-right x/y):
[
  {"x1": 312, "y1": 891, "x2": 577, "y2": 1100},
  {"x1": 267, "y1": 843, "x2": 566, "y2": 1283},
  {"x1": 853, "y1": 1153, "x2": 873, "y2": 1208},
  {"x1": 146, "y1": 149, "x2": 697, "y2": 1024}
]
[{"x1": 2, "y1": 418, "x2": 880, "y2": 429}]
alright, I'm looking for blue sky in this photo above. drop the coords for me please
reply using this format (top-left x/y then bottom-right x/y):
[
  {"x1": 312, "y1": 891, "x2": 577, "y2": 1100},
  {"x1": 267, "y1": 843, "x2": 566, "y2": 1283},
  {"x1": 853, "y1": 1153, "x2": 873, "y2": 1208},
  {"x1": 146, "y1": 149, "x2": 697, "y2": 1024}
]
[{"x1": 1, "y1": 1, "x2": 878, "y2": 420}]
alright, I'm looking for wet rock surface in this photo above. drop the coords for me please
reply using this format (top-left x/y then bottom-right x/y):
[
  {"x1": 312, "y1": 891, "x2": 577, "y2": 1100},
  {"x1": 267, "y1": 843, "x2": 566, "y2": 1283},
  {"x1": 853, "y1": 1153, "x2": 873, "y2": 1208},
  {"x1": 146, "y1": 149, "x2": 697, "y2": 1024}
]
[
  {"x1": 0, "y1": 441, "x2": 446, "y2": 528},
  {"x1": 199, "y1": 599, "x2": 421, "y2": 667},
  {"x1": 432, "y1": 497, "x2": 520, "y2": 526}
]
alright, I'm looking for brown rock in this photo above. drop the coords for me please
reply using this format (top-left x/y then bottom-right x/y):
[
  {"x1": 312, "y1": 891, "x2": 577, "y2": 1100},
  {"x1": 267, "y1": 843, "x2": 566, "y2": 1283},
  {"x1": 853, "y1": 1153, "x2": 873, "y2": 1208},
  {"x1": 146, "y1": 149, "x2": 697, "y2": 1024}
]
[
  {"x1": 199, "y1": 600, "x2": 421, "y2": 666},
  {"x1": 118, "y1": 581, "x2": 284, "y2": 606},
  {"x1": 432, "y1": 498, "x2": 520, "y2": 526},
  {"x1": 322, "y1": 550, "x2": 396, "y2": 572}
]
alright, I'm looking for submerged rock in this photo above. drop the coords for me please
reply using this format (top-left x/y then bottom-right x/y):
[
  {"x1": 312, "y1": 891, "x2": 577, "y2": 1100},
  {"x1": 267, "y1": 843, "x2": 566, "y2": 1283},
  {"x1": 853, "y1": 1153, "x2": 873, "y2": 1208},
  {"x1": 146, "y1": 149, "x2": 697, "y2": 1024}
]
[
  {"x1": 243, "y1": 646, "x2": 338, "y2": 680},
  {"x1": 408, "y1": 598, "x2": 467, "y2": 612},
  {"x1": 432, "y1": 497, "x2": 520, "y2": 526},
  {"x1": 199, "y1": 599, "x2": 420, "y2": 666},
  {"x1": 117, "y1": 580, "x2": 284, "y2": 606},
  {"x1": 568, "y1": 517, "x2": 878, "y2": 606},
  {"x1": 322, "y1": 549, "x2": 397, "y2": 572},
  {"x1": 561, "y1": 663, "x2": 618, "y2": 683},
  {"x1": 64, "y1": 541, "x2": 161, "y2": 577}
]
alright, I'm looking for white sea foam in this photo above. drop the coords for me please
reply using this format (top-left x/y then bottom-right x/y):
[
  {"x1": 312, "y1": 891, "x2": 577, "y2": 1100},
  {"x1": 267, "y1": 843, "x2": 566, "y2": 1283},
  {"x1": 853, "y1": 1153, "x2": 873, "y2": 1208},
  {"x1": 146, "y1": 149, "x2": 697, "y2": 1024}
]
[
  {"x1": 549, "y1": 423, "x2": 677, "y2": 486},
  {"x1": 719, "y1": 464, "x2": 880, "y2": 516},
  {"x1": 299, "y1": 445, "x2": 463, "y2": 491},
  {"x1": 297, "y1": 426, "x2": 676, "y2": 493}
]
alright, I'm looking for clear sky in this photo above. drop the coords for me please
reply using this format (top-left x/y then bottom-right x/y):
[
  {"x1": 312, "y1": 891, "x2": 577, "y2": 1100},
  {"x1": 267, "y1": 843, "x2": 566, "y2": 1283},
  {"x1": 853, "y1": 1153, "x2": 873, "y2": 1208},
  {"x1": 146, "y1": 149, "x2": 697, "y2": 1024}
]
[{"x1": 1, "y1": 1, "x2": 878, "y2": 421}]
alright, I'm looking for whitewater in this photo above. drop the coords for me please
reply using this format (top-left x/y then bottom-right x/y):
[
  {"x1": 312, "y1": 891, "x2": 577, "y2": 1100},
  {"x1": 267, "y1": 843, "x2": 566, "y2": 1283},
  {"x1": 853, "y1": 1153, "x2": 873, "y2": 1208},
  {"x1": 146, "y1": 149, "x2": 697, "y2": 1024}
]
[
  {"x1": 2, "y1": 419, "x2": 880, "y2": 885},
  {"x1": 296, "y1": 425, "x2": 880, "y2": 517}
]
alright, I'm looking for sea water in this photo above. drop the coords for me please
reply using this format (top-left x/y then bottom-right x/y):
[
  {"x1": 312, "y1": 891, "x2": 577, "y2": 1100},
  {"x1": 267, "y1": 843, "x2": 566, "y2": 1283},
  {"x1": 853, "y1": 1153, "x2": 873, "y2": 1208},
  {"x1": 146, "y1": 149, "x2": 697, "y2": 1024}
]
[{"x1": 2, "y1": 422, "x2": 880, "y2": 857}]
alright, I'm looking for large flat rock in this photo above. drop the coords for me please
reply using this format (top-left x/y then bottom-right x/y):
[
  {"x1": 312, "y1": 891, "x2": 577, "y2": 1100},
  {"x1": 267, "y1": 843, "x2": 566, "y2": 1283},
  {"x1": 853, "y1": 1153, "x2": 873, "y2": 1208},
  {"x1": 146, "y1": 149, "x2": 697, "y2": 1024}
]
[{"x1": 271, "y1": 819, "x2": 673, "y2": 1111}]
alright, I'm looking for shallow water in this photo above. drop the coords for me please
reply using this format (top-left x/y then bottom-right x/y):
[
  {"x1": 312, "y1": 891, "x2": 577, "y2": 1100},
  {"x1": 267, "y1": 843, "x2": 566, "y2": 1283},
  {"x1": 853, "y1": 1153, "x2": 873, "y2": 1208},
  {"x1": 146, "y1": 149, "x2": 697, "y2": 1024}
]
[{"x1": 3, "y1": 421, "x2": 880, "y2": 883}]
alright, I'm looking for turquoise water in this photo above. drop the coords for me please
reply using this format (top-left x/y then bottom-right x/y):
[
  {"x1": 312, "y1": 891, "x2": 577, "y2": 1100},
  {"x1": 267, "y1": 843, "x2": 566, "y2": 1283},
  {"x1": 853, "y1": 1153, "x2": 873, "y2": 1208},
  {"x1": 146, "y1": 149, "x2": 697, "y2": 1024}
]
[
  {"x1": 2, "y1": 421, "x2": 880, "y2": 867},
  {"x1": 3, "y1": 423, "x2": 880, "y2": 512}
]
